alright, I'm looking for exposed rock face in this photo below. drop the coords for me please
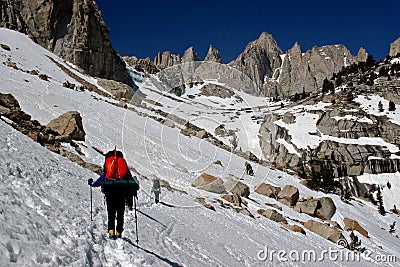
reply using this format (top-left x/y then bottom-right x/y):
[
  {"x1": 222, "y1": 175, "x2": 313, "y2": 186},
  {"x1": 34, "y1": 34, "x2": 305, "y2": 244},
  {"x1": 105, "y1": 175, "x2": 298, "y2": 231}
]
[
  {"x1": 277, "y1": 185, "x2": 299, "y2": 207},
  {"x1": 153, "y1": 51, "x2": 181, "y2": 70},
  {"x1": 304, "y1": 220, "x2": 345, "y2": 243},
  {"x1": 389, "y1": 37, "x2": 400, "y2": 57},
  {"x1": 204, "y1": 44, "x2": 222, "y2": 63},
  {"x1": 46, "y1": 111, "x2": 85, "y2": 141},
  {"x1": 0, "y1": 0, "x2": 134, "y2": 86},
  {"x1": 230, "y1": 32, "x2": 283, "y2": 95},
  {"x1": 182, "y1": 46, "x2": 201, "y2": 63},
  {"x1": 228, "y1": 32, "x2": 362, "y2": 98},
  {"x1": 123, "y1": 56, "x2": 159, "y2": 74},
  {"x1": 199, "y1": 84, "x2": 234, "y2": 98},
  {"x1": 343, "y1": 218, "x2": 369, "y2": 238},
  {"x1": 277, "y1": 44, "x2": 357, "y2": 98},
  {"x1": 259, "y1": 84, "x2": 400, "y2": 179}
]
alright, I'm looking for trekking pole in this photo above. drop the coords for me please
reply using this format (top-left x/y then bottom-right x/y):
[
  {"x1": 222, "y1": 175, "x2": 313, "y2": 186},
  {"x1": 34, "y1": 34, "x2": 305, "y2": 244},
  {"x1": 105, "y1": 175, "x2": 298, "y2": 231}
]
[
  {"x1": 134, "y1": 195, "x2": 139, "y2": 244},
  {"x1": 90, "y1": 186, "x2": 93, "y2": 221}
]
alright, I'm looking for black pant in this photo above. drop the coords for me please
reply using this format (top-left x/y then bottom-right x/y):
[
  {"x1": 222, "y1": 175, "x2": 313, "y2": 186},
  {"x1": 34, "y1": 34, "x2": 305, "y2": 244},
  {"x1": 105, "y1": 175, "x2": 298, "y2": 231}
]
[{"x1": 105, "y1": 193, "x2": 126, "y2": 233}]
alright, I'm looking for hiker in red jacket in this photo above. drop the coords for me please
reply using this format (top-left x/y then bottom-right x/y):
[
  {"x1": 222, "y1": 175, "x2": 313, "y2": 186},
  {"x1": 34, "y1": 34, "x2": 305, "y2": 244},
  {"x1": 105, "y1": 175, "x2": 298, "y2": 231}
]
[{"x1": 88, "y1": 149, "x2": 139, "y2": 239}]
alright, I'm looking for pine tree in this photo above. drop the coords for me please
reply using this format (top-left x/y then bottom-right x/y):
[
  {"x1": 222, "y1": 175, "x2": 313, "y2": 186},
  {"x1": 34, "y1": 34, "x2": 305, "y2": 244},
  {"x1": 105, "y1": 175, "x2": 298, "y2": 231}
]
[
  {"x1": 322, "y1": 78, "x2": 334, "y2": 93},
  {"x1": 378, "y1": 101, "x2": 384, "y2": 112},
  {"x1": 389, "y1": 221, "x2": 396, "y2": 234},
  {"x1": 377, "y1": 186, "x2": 386, "y2": 215},
  {"x1": 389, "y1": 100, "x2": 396, "y2": 111},
  {"x1": 349, "y1": 231, "x2": 364, "y2": 252}
]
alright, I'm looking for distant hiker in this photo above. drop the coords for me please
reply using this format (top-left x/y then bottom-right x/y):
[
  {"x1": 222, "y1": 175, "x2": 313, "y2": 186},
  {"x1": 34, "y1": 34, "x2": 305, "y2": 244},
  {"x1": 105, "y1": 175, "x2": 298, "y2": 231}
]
[
  {"x1": 88, "y1": 148, "x2": 139, "y2": 239},
  {"x1": 245, "y1": 161, "x2": 254, "y2": 176},
  {"x1": 151, "y1": 178, "x2": 161, "y2": 204}
]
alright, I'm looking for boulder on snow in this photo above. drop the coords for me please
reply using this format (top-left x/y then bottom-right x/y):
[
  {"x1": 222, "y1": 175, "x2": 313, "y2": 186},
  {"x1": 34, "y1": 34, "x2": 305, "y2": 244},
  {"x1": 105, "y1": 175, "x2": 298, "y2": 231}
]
[
  {"x1": 193, "y1": 173, "x2": 226, "y2": 194},
  {"x1": 224, "y1": 178, "x2": 250, "y2": 197},
  {"x1": 294, "y1": 198, "x2": 320, "y2": 216},
  {"x1": 221, "y1": 193, "x2": 242, "y2": 207},
  {"x1": 284, "y1": 224, "x2": 306, "y2": 235},
  {"x1": 46, "y1": 111, "x2": 85, "y2": 141},
  {"x1": 316, "y1": 197, "x2": 336, "y2": 220},
  {"x1": 343, "y1": 218, "x2": 369, "y2": 238},
  {"x1": 254, "y1": 183, "x2": 281, "y2": 199},
  {"x1": 277, "y1": 185, "x2": 299, "y2": 207},
  {"x1": 304, "y1": 220, "x2": 345, "y2": 243},
  {"x1": 237, "y1": 207, "x2": 254, "y2": 218},
  {"x1": 258, "y1": 209, "x2": 288, "y2": 224},
  {"x1": 0, "y1": 93, "x2": 20, "y2": 110}
]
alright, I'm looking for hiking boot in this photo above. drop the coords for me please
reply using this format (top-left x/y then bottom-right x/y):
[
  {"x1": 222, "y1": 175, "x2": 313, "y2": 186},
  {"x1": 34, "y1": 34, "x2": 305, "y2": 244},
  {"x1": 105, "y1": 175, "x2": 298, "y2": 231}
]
[
  {"x1": 116, "y1": 231, "x2": 122, "y2": 238},
  {"x1": 108, "y1": 230, "x2": 116, "y2": 239}
]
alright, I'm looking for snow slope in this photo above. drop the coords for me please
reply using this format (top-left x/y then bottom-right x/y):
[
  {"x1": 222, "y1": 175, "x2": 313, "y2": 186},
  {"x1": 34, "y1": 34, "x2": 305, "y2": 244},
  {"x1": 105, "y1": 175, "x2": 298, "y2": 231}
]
[{"x1": 1, "y1": 28, "x2": 400, "y2": 266}]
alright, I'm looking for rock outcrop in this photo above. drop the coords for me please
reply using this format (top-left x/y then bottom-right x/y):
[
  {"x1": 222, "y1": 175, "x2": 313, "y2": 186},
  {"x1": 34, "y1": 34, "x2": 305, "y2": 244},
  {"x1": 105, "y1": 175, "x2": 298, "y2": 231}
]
[
  {"x1": 259, "y1": 81, "x2": 400, "y2": 179},
  {"x1": 0, "y1": 0, "x2": 133, "y2": 86},
  {"x1": 389, "y1": 37, "x2": 400, "y2": 57}
]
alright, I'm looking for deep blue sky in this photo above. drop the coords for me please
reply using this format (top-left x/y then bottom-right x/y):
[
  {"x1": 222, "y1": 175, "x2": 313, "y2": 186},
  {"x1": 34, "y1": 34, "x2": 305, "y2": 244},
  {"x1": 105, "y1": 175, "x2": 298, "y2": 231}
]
[{"x1": 96, "y1": 0, "x2": 399, "y2": 63}]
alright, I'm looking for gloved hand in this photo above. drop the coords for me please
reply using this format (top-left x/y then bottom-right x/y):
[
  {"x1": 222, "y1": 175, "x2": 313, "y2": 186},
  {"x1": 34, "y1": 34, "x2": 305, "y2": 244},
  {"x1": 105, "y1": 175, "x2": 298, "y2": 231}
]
[
  {"x1": 133, "y1": 191, "x2": 137, "y2": 197},
  {"x1": 88, "y1": 178, "x2": 93, "y2": 185}
]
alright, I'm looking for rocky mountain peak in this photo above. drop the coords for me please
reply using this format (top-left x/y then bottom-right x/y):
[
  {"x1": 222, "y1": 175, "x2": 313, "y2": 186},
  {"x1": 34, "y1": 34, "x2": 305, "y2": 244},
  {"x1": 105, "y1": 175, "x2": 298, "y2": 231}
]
[
  {"x1": 153, "y1": 51, "x2": 181, "y2": 70},
  {"x1": 357, "y1": 47, "x2": 368, "y2": 62},
  {"x1": 182, "y1": 46, "x2": 201, "y2": 63},
  {"x1": 204, "y1": 44, "x2": 222, "y2": 63},
  {"x1": 389, "y1": 37, "x2": 400, "y2": 57},
  {"x1": 0, "y1": 0, "x2": 134, "y2": 86},
  {"x1": 230, "y1": 32, "x2": 283, "y2": 93},
  {"x1": 253, "y1": 32, "x2": 282, "y2": 53}
]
